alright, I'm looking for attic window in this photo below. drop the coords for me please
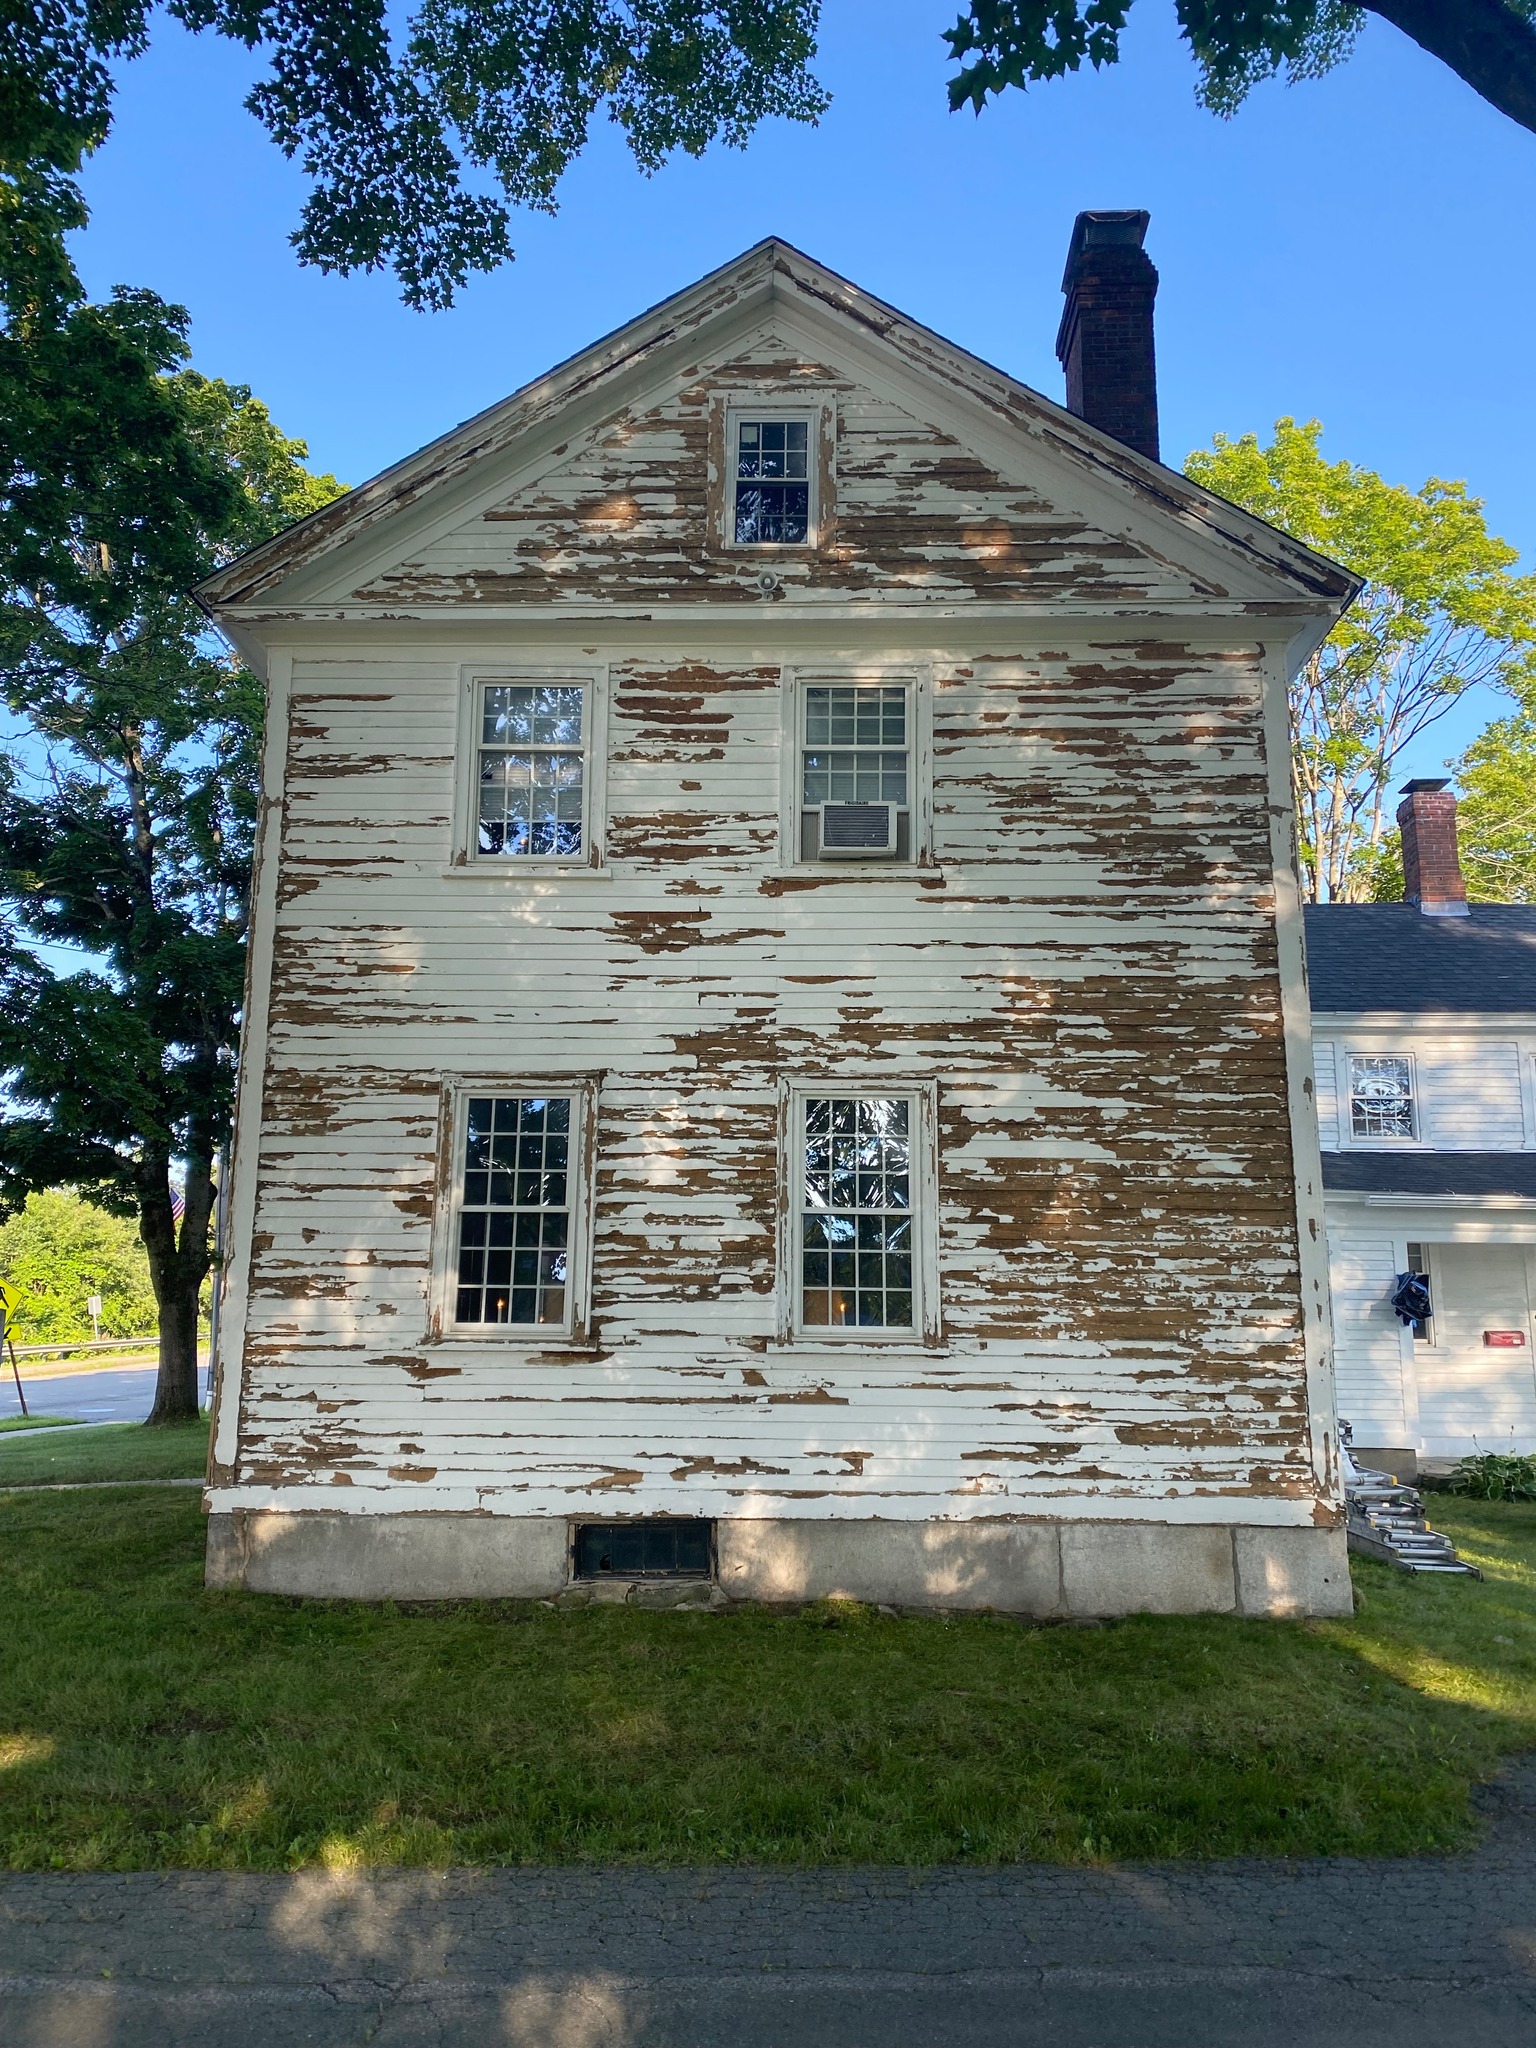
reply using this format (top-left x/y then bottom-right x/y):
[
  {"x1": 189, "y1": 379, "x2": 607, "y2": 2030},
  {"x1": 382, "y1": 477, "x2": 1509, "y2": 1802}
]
[{"x1": 733, "y1": 418, "x2": 810, "y2": 544}]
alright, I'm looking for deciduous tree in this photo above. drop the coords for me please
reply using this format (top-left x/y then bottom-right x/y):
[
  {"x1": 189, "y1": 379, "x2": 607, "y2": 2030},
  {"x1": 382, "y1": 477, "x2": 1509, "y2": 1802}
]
[
  {"x1": 0, "y1": 189, "x2": 343, "y2": 1421},
  {"x1": 1448, "y1": 715, "x2": 1536, "y2": 903},
  {"x1": 1184, "y1": 418, "x2": 1536, "y2": 902},
  {"x1": 5, "y1": 1, "x2": 1532, "y2": 312},
  {"x1": 0, "y1": 1188, "x2": 158, "y2": 1344},
  {"x1": 946, "y1": 3, "x2": 1536, "y2": 138}
]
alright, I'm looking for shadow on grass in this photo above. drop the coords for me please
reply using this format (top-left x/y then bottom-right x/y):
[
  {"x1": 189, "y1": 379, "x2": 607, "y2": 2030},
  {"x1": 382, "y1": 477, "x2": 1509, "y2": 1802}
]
[{"x1": 0, "y1": 1490, "x2": 1533, "y2": 1871}]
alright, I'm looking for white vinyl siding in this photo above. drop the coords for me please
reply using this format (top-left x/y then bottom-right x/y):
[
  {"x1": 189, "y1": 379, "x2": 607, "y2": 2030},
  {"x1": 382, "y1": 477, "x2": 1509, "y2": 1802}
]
[{"x1": 1314, "y1": 1034, "x2": 1531, "y2": 1152}]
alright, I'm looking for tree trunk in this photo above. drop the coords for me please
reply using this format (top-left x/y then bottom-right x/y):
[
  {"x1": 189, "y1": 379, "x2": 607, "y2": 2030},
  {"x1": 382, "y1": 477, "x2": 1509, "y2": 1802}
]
[
  {"x1": 146, "y1": 1273, "x2": 202, "y2": 1426},
  {"x1": 140, "y1": 1152, "x2": 215, "y2": 1426}
]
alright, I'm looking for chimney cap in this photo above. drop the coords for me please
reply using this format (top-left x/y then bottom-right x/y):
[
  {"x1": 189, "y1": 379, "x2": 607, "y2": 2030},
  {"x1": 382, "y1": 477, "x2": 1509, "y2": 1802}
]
[
  {"x1": 1400, "y1": 777, "x2": 1452, "y2": 795},
  {"x1": 1061, "y1": 209, "x2": 1151, "y2": 289}
]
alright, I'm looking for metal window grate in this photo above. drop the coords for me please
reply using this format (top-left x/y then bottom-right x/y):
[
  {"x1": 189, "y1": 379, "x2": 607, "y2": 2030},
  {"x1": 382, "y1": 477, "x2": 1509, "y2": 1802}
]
[{"x1": 574, "y1": 1520, "x2": 715, "y2": 1579}]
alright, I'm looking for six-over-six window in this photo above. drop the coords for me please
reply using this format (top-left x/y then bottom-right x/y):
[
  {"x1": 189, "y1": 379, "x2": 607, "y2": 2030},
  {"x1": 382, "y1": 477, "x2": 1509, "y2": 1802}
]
[
  {"x1": 733, "y1": 418, "x2": 810, "y2": 544},
  {"x1": 454, "y1": 1095, "x2": 573, "y2": 1326},
  {"x1": 800, "y1": 1096, "x2": 916, "y2": 1330},
  {"x1": 475, "y1": 681, "x2": 586, "y2": 860}
]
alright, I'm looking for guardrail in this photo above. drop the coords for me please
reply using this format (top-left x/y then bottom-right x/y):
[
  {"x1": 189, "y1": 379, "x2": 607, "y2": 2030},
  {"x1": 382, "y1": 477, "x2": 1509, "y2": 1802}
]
[{"x1": 8, "y1": 1336, "x2": 161, "y2": 1361}]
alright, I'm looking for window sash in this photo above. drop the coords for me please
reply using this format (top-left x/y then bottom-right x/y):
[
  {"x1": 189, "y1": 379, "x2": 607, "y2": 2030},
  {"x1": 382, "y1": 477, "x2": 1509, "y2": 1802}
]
[
  {"x1": 732, "y1": 417, "x2": 812, "y2": 545},
  {"x1": 801, "y1": 682, "x2": 910, "y2": 808},
  {"x1": 475, "y1": 682, "x2": 587, "y2": 860},
  {"x1": 1348, "y1": 1055, "x2": 1416, "y2": 1141},
  {"x1": 798, "y1": 1095, "x2": 916, "y2": 1331},
  {"x1": 453, "y1": 1094, "x2": 574, "y2": 1327}
]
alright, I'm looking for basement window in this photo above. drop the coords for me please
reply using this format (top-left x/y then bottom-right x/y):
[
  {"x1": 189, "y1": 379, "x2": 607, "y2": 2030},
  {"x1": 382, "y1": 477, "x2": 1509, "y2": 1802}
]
[{"x1": 574, "y1": 1520, "x2": 715, "y2": 1579}]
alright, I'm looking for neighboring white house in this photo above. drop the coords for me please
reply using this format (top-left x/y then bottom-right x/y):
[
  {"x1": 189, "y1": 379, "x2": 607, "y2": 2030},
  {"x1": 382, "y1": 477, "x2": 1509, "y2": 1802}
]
[
  {"x1": 1311, "y1": 781, "x2": 1536, "y2": 1476},
  {"x1": 195, "y1": 222, "x2": 1359, "y2": 1616}
]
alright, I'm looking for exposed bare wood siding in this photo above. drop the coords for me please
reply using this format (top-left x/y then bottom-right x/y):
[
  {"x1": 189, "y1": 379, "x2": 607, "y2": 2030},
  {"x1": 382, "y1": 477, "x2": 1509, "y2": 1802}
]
[
  {"x1": 351, "y1": 338, "x2": 1207, "y2": 611},
  {"x1": 224, "y1": 636, "x2": 1327, "y2": 1523}
]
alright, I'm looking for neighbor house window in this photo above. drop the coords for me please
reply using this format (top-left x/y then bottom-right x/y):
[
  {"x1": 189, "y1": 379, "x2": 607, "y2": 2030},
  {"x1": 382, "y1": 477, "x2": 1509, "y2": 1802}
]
[
  {"x1": 800, "y1": 1096, "x2": 914, "y2": 1329},
  {"x1": 454, "y1": 1095, "x2": 572, "y2": 1325},
  {"x1": 1349, "y1": 1055, "x2": 1416, "y2": 1140},
  {"x1": 799, "y1": 682, "x2": 912, "y2": 861},
  {"x1": 733, "y1": 418, "x2": 810, "y2": 544},
  {"x1": 1405, "y1": 1241, "x2": 1434, "y2": 1344},
  {"x1": 475, "y1": 681, "x2": 586, "y2": 859}
]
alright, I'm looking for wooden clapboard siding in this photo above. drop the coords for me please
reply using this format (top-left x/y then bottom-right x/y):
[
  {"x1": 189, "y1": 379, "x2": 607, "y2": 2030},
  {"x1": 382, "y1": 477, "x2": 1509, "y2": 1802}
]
[
  {"x1": 223, "y1": 637, "x2": 1326, "y2": 1516},
  {"x1": 202, "y1": 246, "x2": 1353, "y2": 1528}
]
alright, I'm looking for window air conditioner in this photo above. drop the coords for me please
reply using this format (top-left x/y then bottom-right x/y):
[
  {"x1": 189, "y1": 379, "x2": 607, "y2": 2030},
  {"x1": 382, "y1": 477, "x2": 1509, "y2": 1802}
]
[{"x1": 818, "y1": 801, "x2": 899, "y2": 858}]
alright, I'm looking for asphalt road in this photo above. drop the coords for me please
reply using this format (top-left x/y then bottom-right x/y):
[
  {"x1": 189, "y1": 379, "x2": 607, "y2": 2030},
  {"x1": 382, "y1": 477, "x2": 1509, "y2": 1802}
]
[
  {"x1": 1, "y1": 1365, "x2": 160, "y2": 1426},
  {"x1": 2, "y1": 1764, "x2": 1533, "y2": 2046}
]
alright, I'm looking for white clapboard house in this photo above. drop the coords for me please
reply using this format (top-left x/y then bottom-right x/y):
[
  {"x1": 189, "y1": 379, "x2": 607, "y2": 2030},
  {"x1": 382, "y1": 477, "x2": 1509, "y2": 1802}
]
[
  {"x1": 196, "y1": 219, "x2": 1359, "y2": 1616},
  {"x1": 1311, "y1": 781, "x2": 1536, "y2": 1476}
]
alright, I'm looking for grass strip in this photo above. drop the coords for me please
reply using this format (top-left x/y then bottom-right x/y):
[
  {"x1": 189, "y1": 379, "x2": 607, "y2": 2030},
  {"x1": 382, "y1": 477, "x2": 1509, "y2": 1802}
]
[
  {"x1": 0, "y1": 1416, "x2": 86, "y2": 1435},
  {"x1": 0, "y1": 1418, "x2": 207, "y2": 1487},
  {"x1": 1, "y1": 1490, "x2": 1533, "y2": 1871}
]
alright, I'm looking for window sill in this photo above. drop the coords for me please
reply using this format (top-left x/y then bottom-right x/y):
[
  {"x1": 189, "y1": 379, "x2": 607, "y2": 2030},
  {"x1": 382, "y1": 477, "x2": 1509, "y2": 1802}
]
[
  {"x1": 1339, "y1": 1139, "x2": 1430, "y2": 1151},
  {"x1": 774, "y1": 865, "x2": 945, "y2": 885},
  {"x1": 441, "y1": 864, "x2": 612, "y2": 883},
  {"x1": 764, "y1": 1337, "x2": 949, "y2": 1356},
  {"x1": 424, "y1": 1333, "x2": 599, "y2": 1353}
]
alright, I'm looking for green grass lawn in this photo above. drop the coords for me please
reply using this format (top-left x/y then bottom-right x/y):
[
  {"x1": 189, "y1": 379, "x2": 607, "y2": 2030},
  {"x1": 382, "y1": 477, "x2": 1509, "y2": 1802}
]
[
  {"x1": 0, "y1": 1418, "x2": 207, "y2": 1486},
  {"x1": 0, "y1": 1415, "x2": 86, "y2": 1435},
  {"x1": 1, "y1": 1487, "x2": 1533, "y2": 1871}
]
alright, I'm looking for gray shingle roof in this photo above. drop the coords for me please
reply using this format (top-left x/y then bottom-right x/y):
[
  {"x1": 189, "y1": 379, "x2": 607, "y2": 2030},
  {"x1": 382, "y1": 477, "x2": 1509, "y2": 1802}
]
[
  {"x1": 1321, "y1": 1152, "x2": 1536, "y2": 1199},
  {"x1": 1305, "y1": 904, "x2": 1536, "y2": 1013}
]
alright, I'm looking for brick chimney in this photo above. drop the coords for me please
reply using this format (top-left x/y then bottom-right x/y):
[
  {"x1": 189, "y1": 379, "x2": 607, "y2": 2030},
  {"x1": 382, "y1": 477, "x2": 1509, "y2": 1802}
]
[
  {"x1": 1055, "y1": 210, "x2": 1160, "y2": 462},
  {"x1": 1398, "y1": 779, "x2": 1469, "y2": 917}
]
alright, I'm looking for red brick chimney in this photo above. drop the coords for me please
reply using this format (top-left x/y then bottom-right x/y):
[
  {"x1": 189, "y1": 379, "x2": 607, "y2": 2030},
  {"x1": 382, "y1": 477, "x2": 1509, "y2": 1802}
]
[
  {"x1": 1055, "y1": 210, "x2": 1160, "y2": 463},
  {"x1": 1398, "y1": 779, "x2": 1469, "y2": 917}
]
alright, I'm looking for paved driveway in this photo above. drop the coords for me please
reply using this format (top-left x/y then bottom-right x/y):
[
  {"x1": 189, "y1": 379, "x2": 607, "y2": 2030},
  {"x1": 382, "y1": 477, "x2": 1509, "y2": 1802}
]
[
  {"x1": 2, "y1": 1765, "x2": 1533, "y2": 2046},
  {"x1": 1, "y1": 1365, "x2": 159, "y2": 1426}
]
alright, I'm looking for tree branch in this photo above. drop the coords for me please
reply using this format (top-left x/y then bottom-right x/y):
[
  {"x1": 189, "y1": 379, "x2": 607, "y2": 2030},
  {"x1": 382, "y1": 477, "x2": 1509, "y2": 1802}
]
[{"x1": 1366, "y1": 0, "x2": 1536, "y2": 136}]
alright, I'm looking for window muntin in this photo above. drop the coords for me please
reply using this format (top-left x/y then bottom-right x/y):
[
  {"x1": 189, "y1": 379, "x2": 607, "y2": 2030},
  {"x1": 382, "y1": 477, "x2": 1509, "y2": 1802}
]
[
  {"x1": 734, "y1": 419, "x2": 810, "y2": 544},
  {"x1": 1349, "y1": 1055, "x2": 1415, "y2": 1141},
  {"x1": 802, "y1": 685, "x2": 909, "y2": 806},
  {"x1": 454, "y1": 1095, "x2": 571, "y2": 1326},
  {"x1": 476, "y1": 683, "x2": 585, "y2": 859},
  {"x1": 800, "y1": 1097, "x2": 914, "y2": 1329}
]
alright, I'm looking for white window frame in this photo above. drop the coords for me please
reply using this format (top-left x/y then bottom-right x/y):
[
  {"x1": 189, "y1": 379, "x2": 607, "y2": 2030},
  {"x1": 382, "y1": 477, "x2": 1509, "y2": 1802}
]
[
  {"x1": 1343, "y1": 1050, "x2": 1421, "y2": 1148},
  {"x1": 427, "y1": 1077, "x2": 598, "y2": 1345},
  {"x1": 723, "y1": 403, "x2": 822, "y2": 552},
  {"x1": 779, "y1": 668, "x2": 933, "y2": 872},
  {"x1": 450, "y1": 667, "x2": 609, "y2": 873},
  {"x1": 777, "y1": 1078, "x2": 941, "y2": 1346}
]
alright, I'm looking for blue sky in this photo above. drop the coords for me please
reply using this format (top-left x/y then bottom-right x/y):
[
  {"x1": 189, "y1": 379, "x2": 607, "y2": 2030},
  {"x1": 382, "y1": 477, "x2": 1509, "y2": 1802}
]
[{"x1": 75, "y1": 0, "x2": 1536, "y2": 776}]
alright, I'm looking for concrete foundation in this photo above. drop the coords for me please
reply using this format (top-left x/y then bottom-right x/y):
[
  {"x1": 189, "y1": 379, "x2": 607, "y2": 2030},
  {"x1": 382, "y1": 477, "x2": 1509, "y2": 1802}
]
[{"x1": 205, "y1": 1511, "x2": 1353, "y2": 1618}]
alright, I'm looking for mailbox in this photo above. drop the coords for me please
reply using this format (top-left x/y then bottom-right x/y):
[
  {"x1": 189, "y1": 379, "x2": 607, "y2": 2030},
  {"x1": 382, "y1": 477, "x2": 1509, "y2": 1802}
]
[{"x1": 1483, "y1": 1330, "x2": 1529, "y2": 1347}]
